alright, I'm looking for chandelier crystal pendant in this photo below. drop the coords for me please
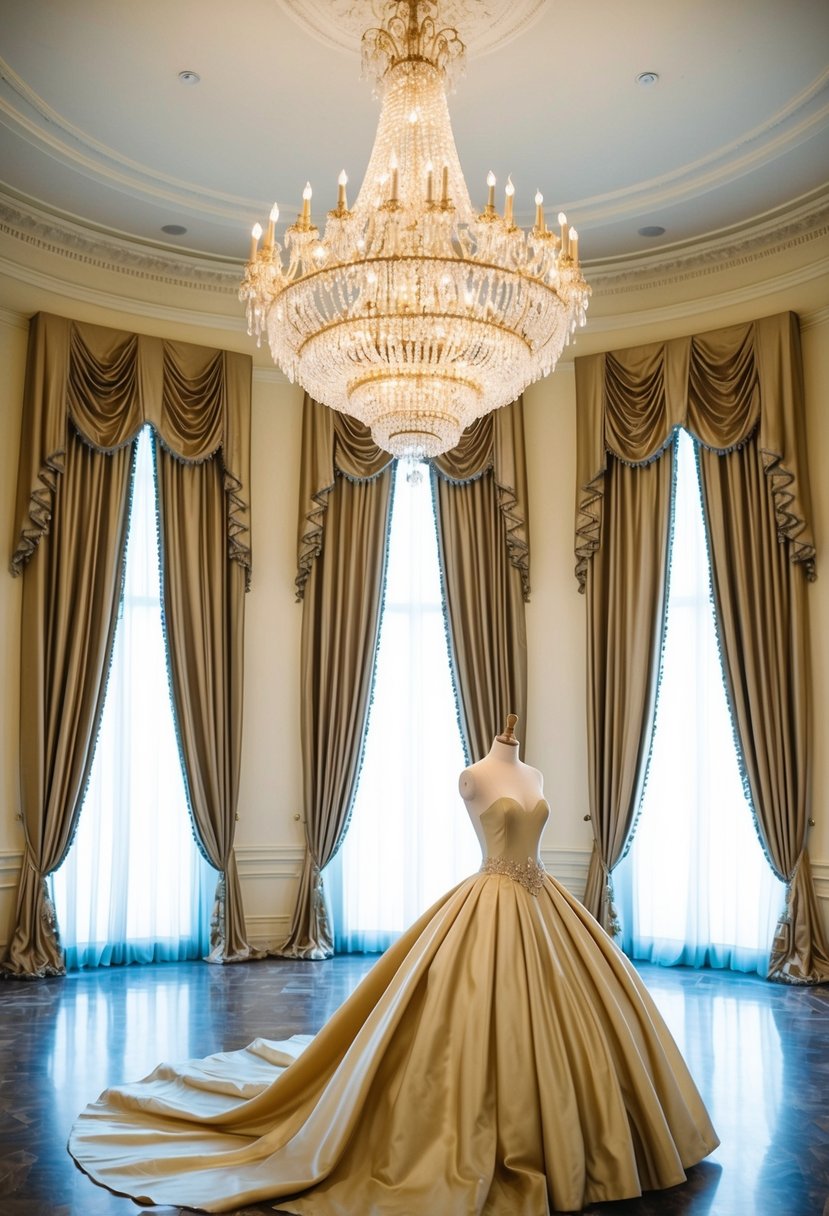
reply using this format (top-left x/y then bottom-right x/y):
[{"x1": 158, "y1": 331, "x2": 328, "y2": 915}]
[{"x1": 240, "y1": 0, "x2": 590, "y2": 464}]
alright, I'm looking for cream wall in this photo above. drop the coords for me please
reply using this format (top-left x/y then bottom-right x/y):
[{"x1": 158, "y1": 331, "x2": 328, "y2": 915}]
[{"x1": 0, "y1": 305, "x2": 826, "y2": 950}]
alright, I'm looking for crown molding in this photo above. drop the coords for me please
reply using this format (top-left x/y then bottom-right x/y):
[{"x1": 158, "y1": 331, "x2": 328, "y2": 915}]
[
  {"x1": 801, "y1": 305, "x2": 829, "y2": 331},
  {"x1": 0, "y1": 251, "x2": 243, "y2": 332},
  {"x1": 1, "y1": 188, "x2": 827, "y2": 339},
  {"x1": 586, "y1": 253, "x2": 829, "y2": 338},
  {"x1": 0, "y1": 194, "x2": 240, "y2": 291},
  {"x1": 588, "y1": 189, "x2": 829, "y2": 293},
  {"x1": 0, "y1": 304, "x2": 29, "y2": 330}
]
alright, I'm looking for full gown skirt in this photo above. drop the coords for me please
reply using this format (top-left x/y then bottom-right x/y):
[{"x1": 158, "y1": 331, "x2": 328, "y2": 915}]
[{"x1": 69, "y1": 799, "x2": 718, "y2": 1214}]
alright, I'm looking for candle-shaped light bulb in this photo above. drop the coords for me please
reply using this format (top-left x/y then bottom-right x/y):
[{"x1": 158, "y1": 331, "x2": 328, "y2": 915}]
[
  {"x1": 302, "y1": 182, "x2": 312, "y2": 225},
  {"x1": 441, "y1": 164, "x2": 449, "y2": 205},
  {"x1": 390, "y1": 151, "x2": 399, "y2": 202},
  {"x1": 504, "y1": 175, "x2": 515, "y2": 224},
  {"x1": 265, "y1": 203, "x2": 279, "y2": 250},
  {"x1": 535, "y1": 190, "x2": 545, "y2": 232},
  {"x1": 569, "y1": 226, "x2": 579, "y2": 265},
  {"x1": 337, "y1": 170, "x2": 348, "y2": 210},
  {"x1": 558, "y1": 211, "x2": 568, "y2": 255},
  {"x1": 485, "y1": 170, "x2": 496, "y2": 213},
  {"x1": 425, "y1": 160, "x2": 434, "y2": 203},
  {"x1": 250, "y1": 222, "x2": 263, "y2": 261}
]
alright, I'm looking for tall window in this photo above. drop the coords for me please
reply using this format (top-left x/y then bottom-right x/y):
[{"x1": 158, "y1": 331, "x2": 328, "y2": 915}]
[
  {"x1": 50, "y1": 427, "x2": 214, "y2": 969},
  {"x1": 615, "y1": 429, "x2": 785, "y2": 975},
  {"x1": 326, "y1": 461, "x2": 480, "y2": 952}
]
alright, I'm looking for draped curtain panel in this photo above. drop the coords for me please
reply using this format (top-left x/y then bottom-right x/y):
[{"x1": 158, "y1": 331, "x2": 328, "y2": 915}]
[
  {"x1": 6, "y1": 312, "x2": 254, "y2": 975},
  {"x1": 581, "y1": 453, "x2": 672, "y2": 936},
  {"x1": 433, "y1": 403, "x2": 530, "y2": 763},
  {"x1": 574, "y1": 312, "x2": 827, "y2": 982},
  {"x1": 286, "y1": 395, "x2": 530, "y2": 958},
  {"x1": 281, "y1": 403, "x2": 394, "y2": 959}
]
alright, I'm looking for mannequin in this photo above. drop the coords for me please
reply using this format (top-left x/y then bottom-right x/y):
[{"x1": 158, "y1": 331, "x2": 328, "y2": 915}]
[
  {"x1": 459, "y1": 715, "x2": 543, "y2": 850},
  {"x1": 68, "y1": 712, "x2": 718, "y2": 1214}
]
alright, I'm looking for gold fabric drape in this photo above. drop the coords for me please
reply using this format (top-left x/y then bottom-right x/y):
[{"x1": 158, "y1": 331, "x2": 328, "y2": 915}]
[
  {"x1": 157, "y1": 450, "x2": 255, "y2": 963},
  {"x1": 287, "y1": 396, "x2": 530, "y2": 956},
  {"x1": 4, "y1": 433, "x2": 132, "y2": 977},
  {"x1": 699, "y1": 439, "x2": 827, "y2": 983},
  {"x1": 574, "y1": 312, "x2": 827, "y2": 982},
  {"x1": 433, "y1": 404, "x2": 530, "y2": 763},
  {"x1": 281, "y1": 401, "x2": 393, "y2": 958},
  {"x1": 6, "y1": 313, "x2": 254, "y2": 974},
  {"x1": 581, "y1": 454, "x2": 673, "y2": 935}
]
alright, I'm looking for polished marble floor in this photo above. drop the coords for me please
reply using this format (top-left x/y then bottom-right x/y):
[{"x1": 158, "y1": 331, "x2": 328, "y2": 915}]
[{"x1": 0, "y1": 956, "x2": 826, "y2": 1216}]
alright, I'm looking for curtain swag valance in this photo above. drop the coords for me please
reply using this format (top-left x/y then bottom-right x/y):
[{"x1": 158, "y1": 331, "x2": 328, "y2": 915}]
[
  {"x1": 11, "y1": 313, "x2": 253, "y2": 588},
  {"x1": 574, "y1": 312, "x2": 816, "y2": 591},
  {"x1": 295, "y1": 395, "x2": 530, "y2": 602}
]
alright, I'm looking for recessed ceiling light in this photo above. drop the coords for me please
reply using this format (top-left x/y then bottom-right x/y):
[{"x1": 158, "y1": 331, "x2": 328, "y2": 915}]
[
  {"x1": 638, "y1": 225, "x2": 666, "y2": 238},
  {"x1": 178, "y1": 70, "x2": 200, "y2": 85},
  {"x1": 161, "y1": 224, "x2": 188, "y2": 236},
  {"x1": 636, "y1": 71, "x2": 659, "y2": 87}
]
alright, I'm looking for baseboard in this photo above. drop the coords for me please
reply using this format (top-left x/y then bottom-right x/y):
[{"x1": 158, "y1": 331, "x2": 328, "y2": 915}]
[{"x1": 244, "y1": 913, "x2": 292, "y2": 951}]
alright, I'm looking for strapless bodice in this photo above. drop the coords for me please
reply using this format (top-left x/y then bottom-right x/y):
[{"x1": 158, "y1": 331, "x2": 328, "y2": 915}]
[
  {"x1": 473, "y1": 798, "x2": 549, "y2": 893},
  {"x1": 476, "y1": 796, "x2": 549, "y2": 865}
]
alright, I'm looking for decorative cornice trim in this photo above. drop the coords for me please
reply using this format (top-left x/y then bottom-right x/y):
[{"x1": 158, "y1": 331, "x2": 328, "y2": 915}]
[
  {"x1": 801, "y1": 305, "x2": 829, "y2": 331},
  {"x1": 0, "y1": 195, "x2": 241, "y2": 291},
  {"x1": 1, "y1": 188, "x2": 827, "y2": 339},
  {"x1": 587, "y1": 254, "x2": 829, "y2": 337},
  {"x1": 588, "y1": 191, "x2": 829, "y2": 293},
  {"x1": 0, "y1": 305, "x2": 29, "y2": 330},
  {"x1": 0, "y1": 251, "x2": 243, "y2": 331},
  {"x1": 252, "y1": 366, "x2": 292, "y2": 385}
]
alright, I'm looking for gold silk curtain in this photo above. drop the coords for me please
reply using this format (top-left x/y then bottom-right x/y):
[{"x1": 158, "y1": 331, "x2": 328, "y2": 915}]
[
  {"x1": 282, "y1": 404, "x2": 394, "y2": 959},
  {"x1": 575, "y1": 312, "x2": 828, "y2": 983},
  {"x1": 5, "y1": 313, "x2": 254, "y2": 976},
  {"x1": 433, "y1": 402, "x2": 530, "y2": 764},
  {"x1": 285, "y1": 395, "x2": 530, "y2": 959}
]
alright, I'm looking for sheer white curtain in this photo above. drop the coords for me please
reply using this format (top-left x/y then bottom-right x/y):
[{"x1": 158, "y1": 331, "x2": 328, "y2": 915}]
[
  {"x1": 615, "y1": 429, "x2": 785, "y2": 976},
  {"x1": 326, "y1": 461, "x2": 480, "y2": 953},
  {"x1": 50, "y1": 427, "x2": 214, "y2": 969}
]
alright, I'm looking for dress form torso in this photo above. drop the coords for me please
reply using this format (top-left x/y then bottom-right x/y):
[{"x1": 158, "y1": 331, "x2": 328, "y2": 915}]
[{"x1": 459, "y1": 735, "x2": 544, "y2": 855}]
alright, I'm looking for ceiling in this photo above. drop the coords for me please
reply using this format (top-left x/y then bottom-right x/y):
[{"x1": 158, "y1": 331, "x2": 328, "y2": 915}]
[{"x1": 1, "y1": 0, "x2": 827, "y2": 276}]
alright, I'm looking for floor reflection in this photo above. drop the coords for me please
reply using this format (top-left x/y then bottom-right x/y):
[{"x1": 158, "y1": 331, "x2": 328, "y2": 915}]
[{"x1": 0, "y1": 957, "x2": 825, "y2": 1215}]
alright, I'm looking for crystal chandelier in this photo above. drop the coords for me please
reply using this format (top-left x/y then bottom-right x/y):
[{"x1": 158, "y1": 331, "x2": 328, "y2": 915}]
[{"x1": 240, "y1": 0, "x2": 590, "y2": 463}]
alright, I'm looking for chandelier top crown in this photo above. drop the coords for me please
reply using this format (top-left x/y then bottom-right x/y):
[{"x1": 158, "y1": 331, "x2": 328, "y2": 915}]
[{"x1": 362, "y1": 0, "x2": 466, "y2": 91}]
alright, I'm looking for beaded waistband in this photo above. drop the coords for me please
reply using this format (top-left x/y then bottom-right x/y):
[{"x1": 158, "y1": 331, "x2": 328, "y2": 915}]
[{"x1": 480, "y1": 855, "x2": 546, "y2": 896}]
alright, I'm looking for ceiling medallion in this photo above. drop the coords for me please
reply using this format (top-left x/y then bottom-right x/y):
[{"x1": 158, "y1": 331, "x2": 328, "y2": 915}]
[
  {"x1": 273, "y1": 0, "x2": 546, "y2": 58},
  {"x1": 241, "y1": 0, "x2": 589, "y2": 464}
]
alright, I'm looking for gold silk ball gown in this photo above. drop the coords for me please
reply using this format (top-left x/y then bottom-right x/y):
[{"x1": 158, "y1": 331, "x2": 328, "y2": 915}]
[{"x1": 69, "y1": 797, "x2": 718, "y2": 1214}]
